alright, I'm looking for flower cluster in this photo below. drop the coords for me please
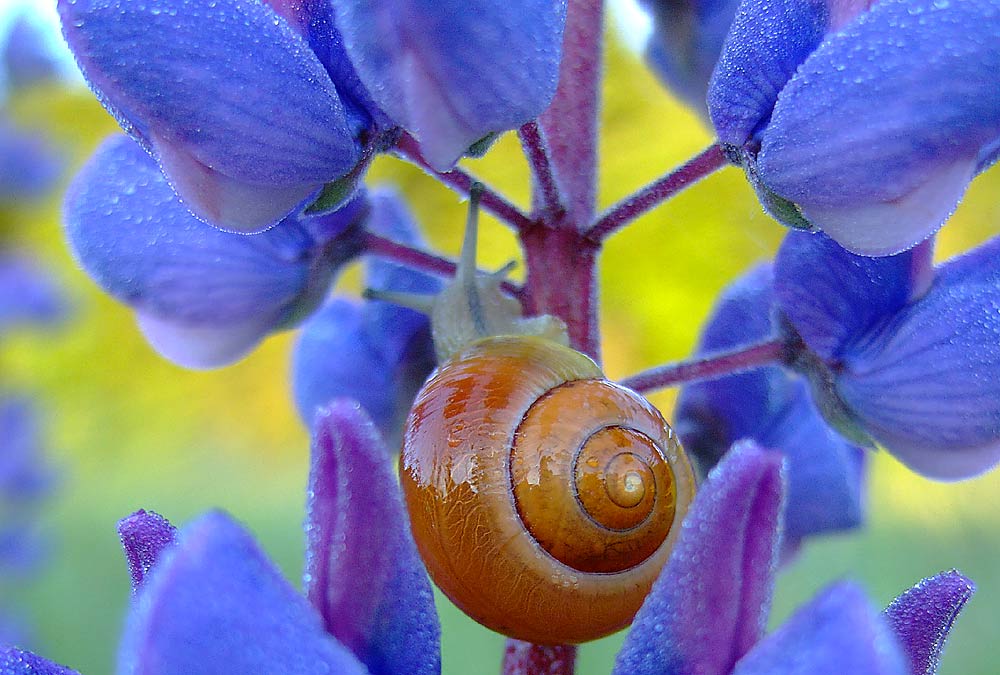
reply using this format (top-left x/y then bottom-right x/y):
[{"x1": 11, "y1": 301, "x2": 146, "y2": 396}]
[
  {"x1": 0, "y1": 412, "x2": 975, "y2": 674},
  {"x1": 16, "y1": 0, "x2": 1000, "y2": 671}
]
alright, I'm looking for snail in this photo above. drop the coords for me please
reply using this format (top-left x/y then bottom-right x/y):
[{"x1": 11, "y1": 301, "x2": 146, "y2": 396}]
[{"x1": 378, "y1": 187, "x2": 696, "y2": 645}]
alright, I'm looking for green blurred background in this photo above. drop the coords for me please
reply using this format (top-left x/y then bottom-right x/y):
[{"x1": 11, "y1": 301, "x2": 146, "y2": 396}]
[{"x1": 2, "y1": 25, "x2": 999, "y2": 675}]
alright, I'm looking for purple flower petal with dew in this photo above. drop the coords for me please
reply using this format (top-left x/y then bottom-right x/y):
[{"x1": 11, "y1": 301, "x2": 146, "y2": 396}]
[
  {"x1": 710, "y1": 0, "x2": 1000, "y2": 255},
  {"x1": 0, "y1": 648, "x2": 81, "y2": 675},
  {"x1": 304, "y1": 401, "x2": 440, "y2": 675},
  {"x1": 63, "y1": 135, "x2": 369, "y2": 369},
  {"x1": 334, "y1": 0, "x2": 567, "y2": 170},
  {"x1": 776, "y1": 230, "x2": 1000, "y2": 479},
  {"x1": 117, "y1": 510, "x2": 177, "y2": 595},
  {"x1": 58, "y1": 0, "x2": 371, "y2": 232}
]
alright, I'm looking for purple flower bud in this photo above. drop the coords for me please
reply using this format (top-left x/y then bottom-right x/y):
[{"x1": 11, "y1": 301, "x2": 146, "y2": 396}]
[{"x1": 117, "y1": 510, "x2": 178, "y2": 594}]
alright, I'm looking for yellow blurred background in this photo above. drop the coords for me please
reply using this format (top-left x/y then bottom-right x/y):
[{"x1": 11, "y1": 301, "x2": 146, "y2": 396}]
[{"x1": 2, "y1": 32, "x2": 999, "y2": 675}]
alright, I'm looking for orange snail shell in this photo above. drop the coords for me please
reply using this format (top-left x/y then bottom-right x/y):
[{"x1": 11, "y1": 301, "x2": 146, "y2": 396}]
[{"x1": 400, "y1": 335, "x2": 697, "y2": 645}]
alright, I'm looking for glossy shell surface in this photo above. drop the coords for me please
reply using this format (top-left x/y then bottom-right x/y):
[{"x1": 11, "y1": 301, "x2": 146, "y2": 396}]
[{"x1": 400, "y1": 336, "x2": 696, "y2": 644}]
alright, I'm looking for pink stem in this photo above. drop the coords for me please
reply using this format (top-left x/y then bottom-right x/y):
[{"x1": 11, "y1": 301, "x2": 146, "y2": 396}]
[
  {"x1": 394, "y1": 134, "x2": 535, "y2": 232},
  {"x1": 538, "y1": 0, "x2": 604, "y2": 228},
  {"x1": 587, "y1": 143, "x2": 727, "y2": 241},
  {"x1": 362, "y1": 232, "x2": 523, "y2": 299},
  {"x1": 620, "y1": 339, "x2": 786, "y2": 393},
  {"x1": 502, "y1": 640, "x2": 577, "y2": 675},
  {"x1": 518, "y1": 121, "x2": 565, "y2": 218}
]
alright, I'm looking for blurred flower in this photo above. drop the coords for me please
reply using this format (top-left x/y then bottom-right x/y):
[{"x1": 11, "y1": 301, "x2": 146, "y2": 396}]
[
  {"x1": 293, "y1": 191, "x2": 438, "y2": 447},
  {"x1": 708, "y1": 0, "x2": 1000, "y2": 255},
  {"x1": 639, "y1": 0, "x2": 739, "y2": 110},
  {"x1": 58, "y1": 0, "x2": 565, "y2": 230},
  {"x1": 1, "y1": 418, "x2": 974, "y2": 675},
  {"x1": 0, "y1": 398, "x2": 55, "y2": 576},
  {"x1": 776, "y1": 231, "x2": 1000, "y2": 480},
  {"x1": 0, "y1": 255, "x2": 67, "y2": 333},
  {"x1": 613, "y1": 441, "x2": 973, "y2": 675},
  {"x1": 0, "y1": 121, "x2": 60, "y2": 202},
  {"x1": 334, "y1": 0, "x2": 567, "y2": 170},
  {"x1": 63, "y1": 135, "x2": 370, "y2": 369},
  {"x1": 675, "y1": 265, "x2": 866, "y2": 550},
  {"x1": 3, "y1": 15, "x2": 62, "y2": 91}
]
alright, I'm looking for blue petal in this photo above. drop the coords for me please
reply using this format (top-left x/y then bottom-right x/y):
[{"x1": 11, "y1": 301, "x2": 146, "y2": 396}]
[
  {"x1": 642, "y1": 0, "x2": 741, "y2": 110},
  {"x1": 3, "y1": 15, "x2": 63, "y2": 90},
  {"x1": 334, "y1": 0, "x2": 566, "y2": 169},
  {"x1": 64, "y1": 135, "x2": 365, "y2": 369},
  {"x1": 837, "y1": 237, "x2": 1000, "y2": 479},
  {"x1": 294, "y1": 193, "x2": 437, "y2": 444},
  {"x1": 757, "y1": 0, "x2": 1000, "y2": 255},
  {"x1": 883, "y1": 570, "x2": 974, "y2": 675},
  {"x1": 613, "y1": 442, "x2": 784, "y2": 675},
  {"x1": 732, "y1": 582, "x2": 907, "y2": 675},
  {"x1": 304, "y1": 401, "x2": 440, "y2": 675},
  {"x1": 0, "y1": 648, "x2": 82, "y2": 675},
  {"x1": 0, "y1": 255, "x2": 66, "y2": 333},
  {"x1": 774, "y1": 231, "x2": 932, "y2": 361},
  {"x1": 118, "y1": 510, "x2": 178, "y2": 594},
  {"x1": 117, "y1": 511, "x2": 367, "y2": 675},
  {"x1": 0, "y1": 122, "x2": 60, "y2": 201},
  {"x1": 59, "y1": 0, "x2": 362, "y2": 231},
  {"x1": 707, "y1": 0, "x2": 831, "y2": 146},
  {"x1": 0, "y1": 398, "x2": 54, "y2": 503}
]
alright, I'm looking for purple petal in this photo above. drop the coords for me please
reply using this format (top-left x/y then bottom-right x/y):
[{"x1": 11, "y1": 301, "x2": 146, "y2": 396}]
[
  {"x1": 0, "y1": 256, "x2": 67, "y2": 332},
  {"x1": 613, "y1": 441, "x2": 784, "y2": 675},
  {"x1": 0, "y1": 398, "x2": 53, "y2": 502},
  {"x1": 3, "y1": 15, "x2": 63, "y2": 89},
  {"x1": 732, "y1": 582, "x2": 907, "y2": 675},
  {"x1": 304, "y1": 401, "x2": 440, "y2": 675},
  {"x1": 58, "y1": 0, "x2": 361, "y2": 231},
  {"x1": 117, "y1": 511, "x2": 366, "y2": 675},
  {"x1": 0, "y1": 122, "x2": 60, "y2": 201},
  {"x1": 334, "y1": 0, "x2": 566, "y2": 169},
  {"x1": 642, "y1": 0, "x2": 741, "y2": 110},
  {"x1": 757, "y1": 0, "x2": 1000, "y2": 255},
  {"x1": 708, "y1": 0, "x2": 831, "y2": 146},
  {"x1": 64, "y1": 135, "x2": 365, "y2": 369},
  {"x1": 117, "y1": 510, "x2": 178, "y2": 594},
  {"x1": 0, "y1": 648, "x2": 81, "y2": 675},
  {"x1": 837, "y1": 237, "x2": 1000, "y2": 479},
  {"x1": 883, "y1": 570, "x2": 975, "y2": 675},
  {"x1": 774, "y1": 231, "x2": 932, "y2": 361}
]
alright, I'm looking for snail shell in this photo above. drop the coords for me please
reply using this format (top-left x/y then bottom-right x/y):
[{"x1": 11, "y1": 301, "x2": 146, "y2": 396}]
[{"x1": 400, "y1": 335, "x2": 696, "y2": 645}]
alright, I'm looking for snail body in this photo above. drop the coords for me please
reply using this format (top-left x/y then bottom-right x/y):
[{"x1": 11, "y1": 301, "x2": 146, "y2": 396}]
[{"x1": 390, "y1": 186, "x2": 696, "y2": 644}]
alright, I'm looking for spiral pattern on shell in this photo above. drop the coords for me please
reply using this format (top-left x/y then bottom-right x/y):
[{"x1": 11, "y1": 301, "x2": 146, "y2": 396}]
[{"x1": 400, "y1": 336, "x2": 697, "y2": 644}]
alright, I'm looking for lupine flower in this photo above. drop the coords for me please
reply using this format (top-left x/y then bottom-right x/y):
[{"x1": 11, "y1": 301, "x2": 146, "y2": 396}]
[
  {"x1": 0, "y1": 255, "x2": 66, "y2": 334},
  {"x1": 709, "y1": 0, "x2": 1000, "y2": 255},
  {"x1": 0, "y1": 398, "x2": 55, "y2": 575},
  {"x1": 640, "y1": 0, "x2": 740, "y2": 110},
  {"x1": 0, "y1": 419, "x2": 972, "y2": 674},
  {"x1": 3, "y1": 15, "x2": 62, "y2": 91},
  {"x1": 63, "y1": 135, "x2": 370, "y2": 369},
  {"x1": 333, "y1": 0, "x2": 567, "y2": 170},
  {"x1": 58, "y1": 0, "x2": 566, "y2": 230},
  {"x1": 775, "y1": 230, "x2": 1000, "y2": 480},
  {"x1": 293, "y1": 190, "x2": 438, "y2": 447},
  {"x1": 675, "y1": 265, "x2": 866, "y2": 550},
  {"x1": 0, "y1": 121, "x2": 59, "y2": 202}
]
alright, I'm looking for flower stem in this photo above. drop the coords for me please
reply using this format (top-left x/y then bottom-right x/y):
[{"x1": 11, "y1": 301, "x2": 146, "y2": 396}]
[
  {"x1": 393, "y1": 134, "x2": 535, "y2": 232},
  {"x1": 586, "y1": 143, "x2": 727, "y2": 241},
  {"x1": 362, "y1": 232, "x2": 523, "y2": 299},
  {"x1": 620, "y1": 338, "x2": 786, "y2": 393},
  {"x1": 502, "y1": 640, "x2": 577, "y2": 675},
  {"x1": 518, "y1": 121, "x2": 565, "y2": 218},
  {"x1": 538, "y1": 0, "x2": 604, "y2": 227}
]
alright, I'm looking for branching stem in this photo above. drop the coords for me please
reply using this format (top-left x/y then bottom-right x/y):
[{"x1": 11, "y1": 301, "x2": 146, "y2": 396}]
[
  {"x1": 502, "y1": 640, "x2": 577, "y2": 675},
  {"x1": 621, "y1": 338, "x2": 787, "y2": 394},
  {"x1": 518, "y1": 121, "x2": 565, "y2": 218}
]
